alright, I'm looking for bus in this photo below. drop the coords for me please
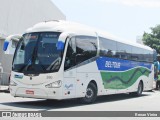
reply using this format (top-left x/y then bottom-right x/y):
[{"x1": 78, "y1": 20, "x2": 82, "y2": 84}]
[{"x1": 9, "y1": 20, "x2": 155, "y2": 103}]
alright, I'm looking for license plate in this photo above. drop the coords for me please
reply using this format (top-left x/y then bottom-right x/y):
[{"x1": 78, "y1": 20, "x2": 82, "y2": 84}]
[{"x1": 26, "y1": 90, "x2": 34, "y2": 95}]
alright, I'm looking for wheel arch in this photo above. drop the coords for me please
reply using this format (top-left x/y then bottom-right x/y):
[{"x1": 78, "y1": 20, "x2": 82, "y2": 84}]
[{"x1": 88, "y1": 80, "x2": 98, "y2": 91}]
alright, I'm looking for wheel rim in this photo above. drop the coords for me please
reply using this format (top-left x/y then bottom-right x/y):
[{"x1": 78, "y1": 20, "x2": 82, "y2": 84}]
[{"x1": 86, "y1": 88, "x2": 94, "y2": 98}]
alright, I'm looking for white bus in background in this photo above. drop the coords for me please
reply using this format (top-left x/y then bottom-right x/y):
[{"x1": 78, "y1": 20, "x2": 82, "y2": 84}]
[
  {"x1": 9, "y1": 20, "x2": 155, "y2": 103},
  {"x1": 0, "y1": 35, "x2": 21, "y2": 86},
  {"x1": 3, "y1": 35, "x2": 22, "y2": 55}
]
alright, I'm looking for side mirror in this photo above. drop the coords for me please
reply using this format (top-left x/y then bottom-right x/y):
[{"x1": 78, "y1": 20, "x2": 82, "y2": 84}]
[
  {"x1": 56, "y1": 41, "x2": 64, "y2": 51},
  {"x1": 3, "y1": 34, "x2": 22, "y2": 55},
  {"x1": 3, "y1": 41, "x2": 9, "y2": 51}
]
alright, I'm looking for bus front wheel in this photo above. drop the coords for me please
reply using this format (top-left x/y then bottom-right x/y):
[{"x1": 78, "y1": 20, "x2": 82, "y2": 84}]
[{"x1": 80, "y1": 82, "x2": 97, "y2": 104}]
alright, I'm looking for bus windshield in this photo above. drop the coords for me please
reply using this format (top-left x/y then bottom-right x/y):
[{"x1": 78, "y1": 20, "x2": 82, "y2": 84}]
[{"x1": 12, "y1": 32, "x2": 63, "y2": 74}]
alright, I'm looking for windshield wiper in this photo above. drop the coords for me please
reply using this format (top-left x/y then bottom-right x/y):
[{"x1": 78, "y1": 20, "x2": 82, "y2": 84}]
[
  {"x1": 46, "y1": 57, "x2": 61, "y2": 71},
  {"x1": 18, "y1": 57, "x2": 32, "y2": 72}
]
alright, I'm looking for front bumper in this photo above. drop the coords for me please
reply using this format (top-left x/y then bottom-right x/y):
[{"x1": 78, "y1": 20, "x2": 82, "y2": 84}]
[{"x1": 9, "y1": 86, "x2": 62, "y2": 100}]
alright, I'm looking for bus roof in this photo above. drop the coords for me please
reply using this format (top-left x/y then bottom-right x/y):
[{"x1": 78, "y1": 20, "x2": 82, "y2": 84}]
[{"x1": 26, "y1": 20, "x2": 153, "y2": 51}]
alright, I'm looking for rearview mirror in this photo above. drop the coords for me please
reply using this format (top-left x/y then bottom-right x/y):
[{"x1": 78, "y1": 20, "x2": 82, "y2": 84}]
[
  {"x1": 3, "y1": 41, "x2": 9, "y2": 51},
  {"x1": 3, "y1": 34, "x2": 22, "y2": 55},
  {"x1": 56, "y1": 41, "x2": 64, "y2": 51}
]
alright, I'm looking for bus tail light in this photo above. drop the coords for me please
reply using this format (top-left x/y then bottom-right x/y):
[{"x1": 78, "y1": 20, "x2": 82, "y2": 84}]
[{"x1": 45, "y1": 80, "x2": 62, "y2": 88}]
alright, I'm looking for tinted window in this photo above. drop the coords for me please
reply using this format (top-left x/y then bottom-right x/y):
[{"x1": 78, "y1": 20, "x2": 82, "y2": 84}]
[
  {"x1": 64, "y1": 37, "x2": 76, "y2": 70},
  {"x1": 131, "y1": 47, "x2": 144, "y2": 62},
  {"x1": 99, "y1": 37, "x2": 117, "y2": 58},
  {"x1": 99, "y1": 37, "x2": 153, "y2": 63},
  {"x1": 76, "y1": 36, "x2": 97, "y2": 64},
  {"x1": 13, "y1": 32, "x2": 63, "y2": 73},
  {"x1": 144, "y1": 50, "x2": 153, "y2": 63},
  {"x1": 116, "y1": 42, "x2": 132, "y2": 60},
  {"x1": 131, "y1": 47, "x2": 139, "y2": 61}
]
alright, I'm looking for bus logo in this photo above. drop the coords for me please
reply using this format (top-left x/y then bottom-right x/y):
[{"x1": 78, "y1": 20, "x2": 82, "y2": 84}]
[
  {"x1": 14, "y1": 74, "x2": 23, "y2": 79},
  {"x1": 65, "y1": 84, "x2": 73, "y2": 90},
  {"x1": 2, "y1": 112, "x2": 11, "y2": 118}
]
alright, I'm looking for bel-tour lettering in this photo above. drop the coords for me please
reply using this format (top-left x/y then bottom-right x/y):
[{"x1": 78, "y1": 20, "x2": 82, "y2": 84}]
[{"x1": 105, "y1": 61, "x2": 121, "y2": 68}]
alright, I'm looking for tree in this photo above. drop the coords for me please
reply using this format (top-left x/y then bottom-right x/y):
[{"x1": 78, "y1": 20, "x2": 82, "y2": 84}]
[{"x1": 143, "y1": 25, "x2": 160, "y2": 54}]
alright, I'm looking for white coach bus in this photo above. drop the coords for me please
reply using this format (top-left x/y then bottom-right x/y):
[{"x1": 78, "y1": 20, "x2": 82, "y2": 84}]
[{"x1": 9, "y1": 20, "x2": 155, "y2": 103}]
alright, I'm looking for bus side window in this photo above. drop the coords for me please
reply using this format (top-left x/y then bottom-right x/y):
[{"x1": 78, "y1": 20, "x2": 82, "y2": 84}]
[
  {"x1": 131, "y1": 47, "x2": 144, "y2": 62},
  {"x1": 76, "y1": 36, "x2": 97, "y2": 64},
  {"x1": 99, "y1": 37, "x2": 117, "y2": 58},
  {"x1": 64, "y1": 37, "x2": 76, "y2": 70},
  {"x1": 116, "y1": 42, "x2": 132, "y2": 60}
]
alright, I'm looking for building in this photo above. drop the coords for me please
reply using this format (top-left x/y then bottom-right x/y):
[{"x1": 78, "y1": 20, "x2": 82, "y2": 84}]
[
  {"x1": 136, "y1": 36, "x2": 143, "y2": 45},
  {"x1": 0, "y1": 0, "x2": 65, "y2": 85}
]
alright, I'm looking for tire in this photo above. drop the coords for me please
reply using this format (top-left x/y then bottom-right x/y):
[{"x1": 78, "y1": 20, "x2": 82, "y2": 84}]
[
  {"x1": 80, "y1": 82, "x2": 97, "y2": 104},
  {"x1": 130, "y1": 81, "x2": 143, "y2": 96}
]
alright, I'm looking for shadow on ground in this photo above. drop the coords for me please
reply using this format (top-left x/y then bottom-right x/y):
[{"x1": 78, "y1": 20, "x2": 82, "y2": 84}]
[
  {"x1": 0, "y1": 92, "x2": 152, "y2": 111},
  {"x1": 0, "y1": 90, "x2": 10, "y2": 93}
]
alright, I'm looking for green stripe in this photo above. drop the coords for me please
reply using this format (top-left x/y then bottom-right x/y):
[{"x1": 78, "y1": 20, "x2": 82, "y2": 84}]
[{"x1": 101, "y1": 67, "x2": 151, "y2": 89}]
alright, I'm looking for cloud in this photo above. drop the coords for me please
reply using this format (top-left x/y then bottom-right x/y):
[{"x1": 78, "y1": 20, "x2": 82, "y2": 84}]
[{"x1": 99, "y1": 0, "x2": 160, "y2": 8}]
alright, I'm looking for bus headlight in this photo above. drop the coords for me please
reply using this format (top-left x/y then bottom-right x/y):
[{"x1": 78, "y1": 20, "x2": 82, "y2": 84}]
[
  {"x1": 10, "y1": 81, "x2": 17, "y2": 86},
  {"x1": 45, "y1": 80, "x2": 62, "y2": 88}
]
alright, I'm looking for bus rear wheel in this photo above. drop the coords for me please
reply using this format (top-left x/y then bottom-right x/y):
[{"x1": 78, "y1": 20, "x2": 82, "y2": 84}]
[
  {"x1": 80, "y1": 82, "x2": 97, "y2": 104},
  {"x1": 130, "y1": 81, "x2": 143, "y2": 96}
]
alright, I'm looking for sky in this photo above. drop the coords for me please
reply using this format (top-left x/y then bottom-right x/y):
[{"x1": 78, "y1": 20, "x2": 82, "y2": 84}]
[{"x1": 52, "y1": 0, "x2": 160, "y2": 42}]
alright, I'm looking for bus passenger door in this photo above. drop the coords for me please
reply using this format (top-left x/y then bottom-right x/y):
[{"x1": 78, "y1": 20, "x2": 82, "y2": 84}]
[{"x1": 63, "y1": 37, "x2": 76, "y2": 98}]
